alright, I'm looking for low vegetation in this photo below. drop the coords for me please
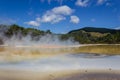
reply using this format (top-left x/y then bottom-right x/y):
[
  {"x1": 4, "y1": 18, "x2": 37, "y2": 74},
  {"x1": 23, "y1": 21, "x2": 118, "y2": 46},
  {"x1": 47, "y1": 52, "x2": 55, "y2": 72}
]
[{"x1": 77, "y1": 45, "x2": 120, "y2": 55}]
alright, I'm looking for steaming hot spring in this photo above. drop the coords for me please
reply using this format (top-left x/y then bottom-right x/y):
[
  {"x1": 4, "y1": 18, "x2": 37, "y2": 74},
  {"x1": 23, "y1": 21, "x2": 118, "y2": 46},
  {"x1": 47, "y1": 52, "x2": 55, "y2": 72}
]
[
  {"x1": 0, "y1": 44, "x2": 82, "y2": 62},
  {"x1": 0, "y1": 44, "x2": 120, "y2": 80}
]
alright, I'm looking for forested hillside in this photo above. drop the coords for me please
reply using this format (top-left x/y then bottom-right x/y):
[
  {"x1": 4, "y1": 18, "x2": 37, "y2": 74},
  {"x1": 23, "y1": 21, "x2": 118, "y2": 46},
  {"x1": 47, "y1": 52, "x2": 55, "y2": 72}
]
[{"x1": 61, "y1": 27, "x2": 120, "y2": 44}]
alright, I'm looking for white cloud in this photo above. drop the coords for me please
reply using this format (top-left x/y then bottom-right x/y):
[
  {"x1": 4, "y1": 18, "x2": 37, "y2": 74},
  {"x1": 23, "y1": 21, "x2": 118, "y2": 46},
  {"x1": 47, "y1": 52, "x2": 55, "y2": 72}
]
[
  {"x1": 26, "y1": 8, "x2": 41, "y2": 27},
  {"x1": 70, "y1": 15, "x2": 80, "y2": 24},
  {"x1": 75, "y1": 0, "x2": 89, "y2": 7},
  {"x1": 41, "y1": 5, "x2": 73, "y2": 23},
  {"x1": 25, "y1": 5, "x2": 77, "y2": 26},
  {"x1": 97, "y1": 0, "x2": 107, "y2": 5},
  {"x1": 25, "y1": 18, "x2": 41, "y2": 27},
  {"x1": 42, "y1": 13, "x2": 66, "y2": 23},
  {"x1": 25, "y1": 21, "x2": 40, "y2": 27},
  {"x1": 52, "y1": 5, "x2": 73, "y2": 15}
]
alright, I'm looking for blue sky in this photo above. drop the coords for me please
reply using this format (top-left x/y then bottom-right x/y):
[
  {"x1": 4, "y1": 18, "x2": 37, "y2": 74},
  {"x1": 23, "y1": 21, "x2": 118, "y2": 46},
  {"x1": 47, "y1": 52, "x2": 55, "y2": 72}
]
[{"x1": 0, "y1": 0, "x2": 120, "y2": 33}]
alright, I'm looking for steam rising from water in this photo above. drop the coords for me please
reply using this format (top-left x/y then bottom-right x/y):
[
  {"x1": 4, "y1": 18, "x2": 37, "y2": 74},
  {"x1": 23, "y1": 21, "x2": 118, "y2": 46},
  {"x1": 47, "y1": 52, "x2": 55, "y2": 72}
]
[
  {"x1": 4, "y1": 34, "x2": 79, "y2": 47},
  {"x1": 0, "y1": 25, "x2": 80, "y2": 63},
  {"x1": 0, "y1": 25, "x2": 79, "y2": 47}
]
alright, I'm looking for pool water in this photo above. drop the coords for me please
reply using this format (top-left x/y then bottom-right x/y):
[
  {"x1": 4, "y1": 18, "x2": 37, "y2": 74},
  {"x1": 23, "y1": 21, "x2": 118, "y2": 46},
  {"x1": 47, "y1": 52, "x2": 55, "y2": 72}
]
[{"x1": 0, "y1": 53, "x2": 120, "y2": 71}]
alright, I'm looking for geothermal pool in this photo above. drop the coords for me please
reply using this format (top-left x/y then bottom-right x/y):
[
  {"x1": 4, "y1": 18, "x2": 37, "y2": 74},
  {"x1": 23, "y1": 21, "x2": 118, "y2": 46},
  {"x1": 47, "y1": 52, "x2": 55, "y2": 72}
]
[
  {"x1": 0, "y1": 53, "x2": 120, "y2": 71},
  {"x1": 0, "y1": 52, "x2": 120, "y2": 71},
  {"x1": 0, "y1": 44, "x2": 120, "y2": 80}
]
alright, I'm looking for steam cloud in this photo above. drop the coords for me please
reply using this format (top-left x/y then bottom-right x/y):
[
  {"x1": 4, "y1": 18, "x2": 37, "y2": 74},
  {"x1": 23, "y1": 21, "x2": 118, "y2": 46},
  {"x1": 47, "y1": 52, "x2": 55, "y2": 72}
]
[
  {"x1": 0, "y1": 25, "x2": 80, "y2": 62},
  {"x1": 4, "y1": 34, "x2": 79, "y2": 47},
  {"x1": 0, "y1": 25, "x2": 79, "y2": 47}
]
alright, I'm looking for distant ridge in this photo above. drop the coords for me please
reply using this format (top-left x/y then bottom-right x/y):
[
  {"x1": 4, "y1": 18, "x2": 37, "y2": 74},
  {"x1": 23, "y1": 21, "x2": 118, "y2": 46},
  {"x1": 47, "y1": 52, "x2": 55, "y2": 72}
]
[{"x1": 69, "y1": 27, "x2": 120, "y2": 34}]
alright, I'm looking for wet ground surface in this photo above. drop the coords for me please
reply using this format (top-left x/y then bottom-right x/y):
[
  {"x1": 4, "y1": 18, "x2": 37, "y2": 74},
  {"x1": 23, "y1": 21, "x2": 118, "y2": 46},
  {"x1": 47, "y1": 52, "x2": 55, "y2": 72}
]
[{"x1": 54, "y1": 73, "x2": 120, "y2": 80}]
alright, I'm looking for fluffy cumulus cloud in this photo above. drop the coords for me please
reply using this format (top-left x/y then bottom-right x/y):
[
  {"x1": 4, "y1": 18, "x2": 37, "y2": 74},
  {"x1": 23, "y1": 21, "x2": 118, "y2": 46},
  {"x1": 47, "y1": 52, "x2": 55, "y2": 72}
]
[
  {"x1": 42, "y1": 13, "x2": 66, "y2": 23},
  {"x1": 70, "y1": 15, "x2": 80, "y2": 24},
  {"x1": 41, "y1": 5, "x2": 73, "y2": 23},
  {"x1": 25, "y1": 5, "x2": 79, "y2": 27},
  {"x1": 42, "y1": 5, "x2": 73, "y2": 23},
  {"x1": 75, "y1": 0, "x2": 89, "y2": 7},
  {"x1": 51, "y1": 5, "x2": 73, "y2": 15}
]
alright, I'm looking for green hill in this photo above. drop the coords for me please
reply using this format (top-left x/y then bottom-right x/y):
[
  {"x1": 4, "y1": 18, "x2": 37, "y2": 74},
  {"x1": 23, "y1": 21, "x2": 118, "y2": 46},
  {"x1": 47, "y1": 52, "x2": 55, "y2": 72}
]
[
  {"x1": 69, "y1": 27, "x2": 120, "y2": 34},
  {"x1": 61, "y1": 27, "x2": 120, "y2": 44}
]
